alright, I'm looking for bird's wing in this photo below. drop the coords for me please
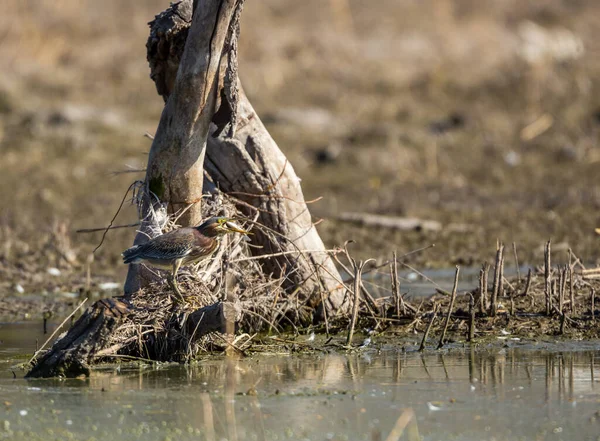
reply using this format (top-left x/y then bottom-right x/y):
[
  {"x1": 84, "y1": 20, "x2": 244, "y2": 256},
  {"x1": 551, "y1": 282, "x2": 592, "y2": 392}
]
[
  {"x1": 185, "y1": 236, "x2": 219, "y2": 262},
  {"x1": 134, "y1": 230, "x2": 196, "y2": 261}
]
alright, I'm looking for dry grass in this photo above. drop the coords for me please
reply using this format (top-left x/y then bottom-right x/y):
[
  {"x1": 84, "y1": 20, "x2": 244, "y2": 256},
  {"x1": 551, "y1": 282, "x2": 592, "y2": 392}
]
[
  {"x1": 95, "y1": 190, "x2": 326, "y2": 361},
  {"x1": 91, "y1": 235, "x2": 600, "y2": 365}
]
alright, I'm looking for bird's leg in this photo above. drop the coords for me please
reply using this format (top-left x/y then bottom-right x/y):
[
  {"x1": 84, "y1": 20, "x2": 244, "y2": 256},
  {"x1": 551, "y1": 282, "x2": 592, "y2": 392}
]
[{"x1": 168, "y1": 259, "x2": 185, "y2": 304}]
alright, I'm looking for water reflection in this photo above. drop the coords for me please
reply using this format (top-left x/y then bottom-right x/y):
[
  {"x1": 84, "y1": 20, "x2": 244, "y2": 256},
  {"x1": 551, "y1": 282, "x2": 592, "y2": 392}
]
[{"x1": 1, "y1": 347, "x2": 599, "y2": 441}]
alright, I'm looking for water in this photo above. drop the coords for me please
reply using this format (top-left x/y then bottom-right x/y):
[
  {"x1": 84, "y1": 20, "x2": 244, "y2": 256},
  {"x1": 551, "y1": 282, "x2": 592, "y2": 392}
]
[
  {"x1": 1, "y1": 323, "x2": 600, "y2": 440},
  {"x1": 362, "y1": 266, "x2": 529, "y2": 299}
]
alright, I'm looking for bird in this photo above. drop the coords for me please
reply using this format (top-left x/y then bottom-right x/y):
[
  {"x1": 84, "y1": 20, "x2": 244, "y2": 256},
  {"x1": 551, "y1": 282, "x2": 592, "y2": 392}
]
[{"x1": 122, "y1": 216, "x2": 251, "y2": 303}]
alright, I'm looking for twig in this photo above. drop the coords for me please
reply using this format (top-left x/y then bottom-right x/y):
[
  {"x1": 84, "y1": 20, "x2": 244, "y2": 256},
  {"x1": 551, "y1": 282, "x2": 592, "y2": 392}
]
[
  {"x1": 229, "y1": 248, "x2": 336, "y2": 263},
  {"x1": 347, "y1": 259, "x2": 372, "y2": 346},
  {"x1": 435, "y1": 288, "x2": 452, "y2": 297},
  {"x1": 479, "y1": 262, "x2": 489, "y2": 314},
  {"x1": 510, "y1": 284, "x2": 515, "y2": 316},
  {"x1": 359, "y1": 280, "x2": 381, "y2": 316},
  {"x1": 171, "y1": 199, "x2": 202, "y2": 226},
  {"x1": 512, "y1": 242, "x2": 521, "y2": 282},
  {"x1": 499, "y1": 245, "x2": 505, "y2": 298},
  {"x1": 110, "y1": 168, "x2": 146, "y2": 176},
  {"x1": 228, "y1": 190, "x2": 323, "y2": 205},
  {"x1": 93, "y1": 181, "x2": 138, "y2": 254},
  {"x1": 92, "y1": 353, "x2": 156, "y2": 363},
  {"x1": 186, "y1": 311, "x2": 206, "y2": 361},
  {"x1": 215, "y1": 333, "x2": 247, "y2": 356},
  {"x1": 319, "y1": 286, "x2": 330, "y2": 336},
  {"x1": 468, "y1": 293, "x2": 475, "y2": 342},
  {"x1": 569, "y1": 266, "x2": 575, "y2": 314},
  {"x1": 419, "y1": 304, "x2": 439, "y2": 352},
  {"x1": 568, "y1": 248, "x2": 586, "y2": 271},
  {"x1": 544, "y1": 240, "x2": 552, "y2": 316},
  {"x1": 558, "y1": 265, "x2": 567, "y2": 315},
  {"x1": 490, "y1": 243, "x2": 504, "y2": 317},
  {"x1": 522, "y1": 268, "x2": 532, "y2": 297},
  {"x1": 390, "y1": 251, "x2": 405, "y2": 316},
  {"x1": 438, "y1": 266, "x2": 460, "y2": 349},
  {"x1": 359, "y1": 244, "x2": 435, "y2": 278},
  {"x1": 76, "y1": 223, "x2": 140, "y2": 233},
  {"x1": 399, "y1": 261, "x2": 443, "y2": 290},
  {"x1": 28, "y1": 298, "x2": 88, "y2": 365},
  {"x1": 591, "y1": 287, "x2": 596, "y2": 321},
  {"x1": 265, "y1": 158, "x2": 288, "y2": 192},
  {"x1": 335, "y1": 254, "x2": 380, "y2": 315}
]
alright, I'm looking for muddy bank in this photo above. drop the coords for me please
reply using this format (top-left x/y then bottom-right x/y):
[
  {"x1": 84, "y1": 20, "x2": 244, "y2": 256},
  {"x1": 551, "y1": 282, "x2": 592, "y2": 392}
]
[{"x1": 2, "y1": 0, "x2": 600, "y2": 300}]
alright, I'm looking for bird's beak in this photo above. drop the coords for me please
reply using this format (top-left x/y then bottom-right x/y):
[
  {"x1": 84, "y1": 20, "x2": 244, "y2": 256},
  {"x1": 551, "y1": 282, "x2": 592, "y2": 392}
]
[{"x1": 225, "y1": 221, "x2": 252, "y2": 235}]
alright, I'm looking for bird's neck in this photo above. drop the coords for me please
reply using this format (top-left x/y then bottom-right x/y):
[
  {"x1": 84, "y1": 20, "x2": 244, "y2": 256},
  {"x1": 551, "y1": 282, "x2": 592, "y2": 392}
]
[{"x1": 195, "y1": 226, "x2": 219, "y2": 238}]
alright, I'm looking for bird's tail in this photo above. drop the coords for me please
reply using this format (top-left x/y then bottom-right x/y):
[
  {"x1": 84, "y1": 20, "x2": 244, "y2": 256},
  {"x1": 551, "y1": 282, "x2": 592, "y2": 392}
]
[{"x1": 122, "y1": 245, "x2": 142, "y2": 264}]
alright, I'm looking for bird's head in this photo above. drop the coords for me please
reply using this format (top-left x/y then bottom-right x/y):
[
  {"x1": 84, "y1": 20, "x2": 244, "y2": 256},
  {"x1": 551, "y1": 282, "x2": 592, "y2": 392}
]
[{"x1": 197, "y1": 216, "x2": 251, "y2": 237}]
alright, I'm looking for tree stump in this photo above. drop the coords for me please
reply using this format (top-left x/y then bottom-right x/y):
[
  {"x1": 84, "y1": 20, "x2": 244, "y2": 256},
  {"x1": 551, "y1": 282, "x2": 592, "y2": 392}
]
[
  {"x1": 26, "y1": 0, "x2": 348, "y2": 378},
  {"x1": 143, "y1": 0, "x2": 349, "y2": 318}
]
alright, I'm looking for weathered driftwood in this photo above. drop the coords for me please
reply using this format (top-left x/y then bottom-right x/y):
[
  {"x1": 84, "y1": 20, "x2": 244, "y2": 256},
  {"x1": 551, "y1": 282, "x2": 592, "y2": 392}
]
[
  {"x1": 336, "y1": 212, "x2": 442, "y2": 232},
  {"x1": 145, "y1": 0, "x2": 348, "y2": 318}
]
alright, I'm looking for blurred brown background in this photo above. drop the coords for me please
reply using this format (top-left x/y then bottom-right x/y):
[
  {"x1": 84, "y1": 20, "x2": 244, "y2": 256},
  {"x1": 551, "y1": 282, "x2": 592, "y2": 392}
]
[{"x1": 1, "y1": 0, "x2": 600, "y2": 294}]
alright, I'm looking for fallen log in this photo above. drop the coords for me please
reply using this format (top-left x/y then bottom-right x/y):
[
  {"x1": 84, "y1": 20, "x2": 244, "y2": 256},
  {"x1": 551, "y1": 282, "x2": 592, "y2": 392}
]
[
  {"x1": 336, "y1": 212, "x2": 442, "y2": 232},
  {"x1": 26, "y1": 298, "x2": 130, "y2": 378}
]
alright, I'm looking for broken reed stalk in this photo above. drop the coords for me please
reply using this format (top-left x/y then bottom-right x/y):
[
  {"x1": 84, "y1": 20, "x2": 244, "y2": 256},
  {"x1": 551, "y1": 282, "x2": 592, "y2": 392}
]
[
  {"x1": 490, "y1": 243, "x2": 504, "y2": 317},
  {"x1": 419, "y1": 304, "x2": 439, "y2": 352},
  {"x1": 347, "y1": 259, "x2": 365, "y2": 346},
  {"x1": 468, "y1": 293, "x2": 475, "y2": 342},
  {"x1": 544, "y1": 240, "x2": 552, "y2": 316},
  {"x1": 557, "y1": 269, "x2": 563, "y2": 314},
  {"x1": 479, "y1": 262, "x2": 489, "y2": 314},
  {"x1": 76, "y1": 223, "x2": 140, "y2": 233},
  {"x1": 559, "y1": 265, "x2": 567, "y2": 315},
  {"x1": 510, "y1": 290, "x2": 515, "y2": 316},
  {"x1": 390, "y1": 251, "x2": 405, "y2": 316},
  {"x1": 512, "y1": 242, "x2": 521, "y2": 282},
  {"x1": 569, "y1": 266, "x2": 575, "y2": 314},
  {"x1": 335, "y1": 253, "x2": 380, "y2": 315},
  {"x1": 498, "y1": 247, "x2": 504, "y2": 302},
  {"x1": 522, "y1": 268, "x2": 532, "y2": 297},
  {"x1": 592, "y1": 288, "x2": 596, "y2": 321},
  {"x1": 551, "y1": 279, "x2": 557, "y2": 317},
  {"x1": 438, "y1": 266, "x2": 460, "y2": 349}
]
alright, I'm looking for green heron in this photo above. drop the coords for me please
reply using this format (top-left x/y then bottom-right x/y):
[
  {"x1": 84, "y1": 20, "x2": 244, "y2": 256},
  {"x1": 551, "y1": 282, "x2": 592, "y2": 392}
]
[{"x1": 122, "y1": 216, "x2": 250, "y2": 303}]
